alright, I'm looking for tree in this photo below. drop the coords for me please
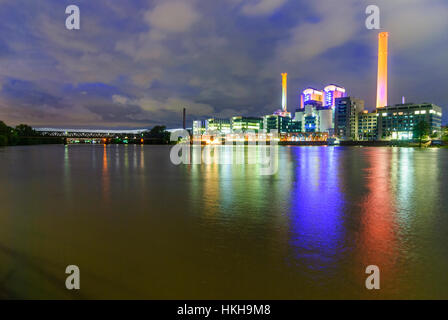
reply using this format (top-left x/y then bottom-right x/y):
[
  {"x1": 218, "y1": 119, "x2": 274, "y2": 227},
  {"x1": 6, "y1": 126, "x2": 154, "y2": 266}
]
[
  {"x1": 442, "y1": 127, "x2": 448, "y2": 143},
  {"x1": 0, "y1": 121, "x2": 11, "y2": 135},
  {"x1": 413, "y1": 120, "x2": 430, "y2": 147},
  {"x1": 0, "y1": 135, "x2": 7, "y2": 146},
  {"x1": 15, "y1": 124, "x2": 37, "y2": 137},
  {"x1": 143, "y1": 125, "x2": 171, "y2": 144}
]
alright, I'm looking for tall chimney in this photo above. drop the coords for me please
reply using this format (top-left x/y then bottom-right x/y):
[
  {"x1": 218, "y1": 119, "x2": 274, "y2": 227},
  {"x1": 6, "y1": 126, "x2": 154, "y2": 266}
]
[
  {"x1": 376, "y1": 32, "x2": 389, "y2": 108},
  {"x1": 281, "y1": 73, "x2": 287, "y2": 112},
  {"x1": 183, "y1": 108, "x2": 186, "y2": 129}
]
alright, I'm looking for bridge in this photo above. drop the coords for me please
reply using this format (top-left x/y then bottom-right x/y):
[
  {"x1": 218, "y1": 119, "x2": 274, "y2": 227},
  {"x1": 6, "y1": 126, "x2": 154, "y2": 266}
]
[
  {"x1": 34, "y1": 127, "x2": 149, "y2": 138},
  {"x1": 33, "y1": 127, "x2": 186, "y2": 144}
]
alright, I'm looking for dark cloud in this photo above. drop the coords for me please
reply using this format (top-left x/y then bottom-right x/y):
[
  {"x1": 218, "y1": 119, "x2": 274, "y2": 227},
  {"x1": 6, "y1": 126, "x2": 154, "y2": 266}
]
[{"x1": 0, "y1": 0, "x2": 447, "y2": 128}]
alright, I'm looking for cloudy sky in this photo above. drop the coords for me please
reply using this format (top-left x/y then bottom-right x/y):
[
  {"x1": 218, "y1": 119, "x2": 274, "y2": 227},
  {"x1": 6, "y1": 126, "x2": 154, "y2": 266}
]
[{"x1": 0, "y1": 0, "x2": 447, "y2": 129}]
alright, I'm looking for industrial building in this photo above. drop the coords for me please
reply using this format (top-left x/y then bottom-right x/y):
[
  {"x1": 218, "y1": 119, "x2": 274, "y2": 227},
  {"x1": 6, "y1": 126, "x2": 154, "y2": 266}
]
[
  {"x1": 263, "y1": 115, "x2": 292, "y2": 134},
  {"x1": 377, "y1": 103, "x2": 443, "y2": 140},
  {"x1": 190, "y1": 32, "x2": 444, "y2": 143},
  {"x1": 206, "y1": 118, "x2": 232, "y2": 134},
  {"x1": 231, "y1": 116, "x2": 263, "y2": 132}
]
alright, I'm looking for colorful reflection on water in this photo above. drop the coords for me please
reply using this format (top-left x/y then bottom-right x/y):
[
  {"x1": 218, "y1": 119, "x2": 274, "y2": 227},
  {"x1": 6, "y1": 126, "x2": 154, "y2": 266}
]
[{"x1": 0, "y1": 145, "x2": 448, "y2": 299}]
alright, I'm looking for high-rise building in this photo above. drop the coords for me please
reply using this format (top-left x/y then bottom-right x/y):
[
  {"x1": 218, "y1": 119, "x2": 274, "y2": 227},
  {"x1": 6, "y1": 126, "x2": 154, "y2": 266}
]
[
  {"x1": 377, "y1": 103, "x2": 442, "y2": 140},
  {"x1": 358, "y1": 111, "x2": 378, "y2": 141},
  {"x1": 376, "y1": 32, "x2": 389, "y2": 109},
  {"x1": 334, "y1": 97, "x2": 365, "y2": 140},
  {"x1": 324, "y1": 85, "x2": 346, "y2": 108}
]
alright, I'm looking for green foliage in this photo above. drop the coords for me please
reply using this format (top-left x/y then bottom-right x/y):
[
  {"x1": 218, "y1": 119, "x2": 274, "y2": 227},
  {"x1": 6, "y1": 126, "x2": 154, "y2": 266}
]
[
  {"x1": 143, "y1": 125, "x2": 171, "y2": 144},
  {"x1": 0, "y1": 120, "x2": 50, "y2": 146},
  {"x1": 413, "y1": 121, "x2": 431, "y2": 141},
  {"x1": 0, "y1": 135, "x2": 7, "y2": 146},
  {"x1": 15, "y1": 124, "x2": 38, "y2": 137},
  {"x1": 0, "y1": 121, "x2": 11, "y2": 136},
  {"x1": 442, "y1": 127, "x2": 448, "y2": 142}
]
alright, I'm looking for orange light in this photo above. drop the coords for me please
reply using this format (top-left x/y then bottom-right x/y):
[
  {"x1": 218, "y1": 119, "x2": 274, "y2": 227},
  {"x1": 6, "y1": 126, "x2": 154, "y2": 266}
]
[
  {"x1": 376, "y1": 32, "x2": 388, "y2": 108},
  {"x1": 281, "y1": 73, "x2": 287, "y2": 112}
]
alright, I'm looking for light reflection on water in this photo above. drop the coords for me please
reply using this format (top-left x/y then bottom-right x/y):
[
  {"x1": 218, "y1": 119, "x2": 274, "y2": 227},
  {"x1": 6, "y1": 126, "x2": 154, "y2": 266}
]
[{"x1": 0, "y1": 145, "x2": 448, "y2": 299}]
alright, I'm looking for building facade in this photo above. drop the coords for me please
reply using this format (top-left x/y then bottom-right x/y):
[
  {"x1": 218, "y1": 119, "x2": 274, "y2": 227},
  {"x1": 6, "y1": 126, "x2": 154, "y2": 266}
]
[
  {"x1": 263, "y1": 115, "x2": 292, "y2": 133},
  {"x1": 334, "y1": 97, "x2": 365, "y2": 140},
  {"x1": 377, "y1": 103, "x2": 443, "y2": 140},
  {"x1": 358, "y1": 111, "x2": 378, "y2": 141},
  {"x1": 192, "y1": 120, "x2": 207, "y2": 136},
  {"x1": 231, "y1": 116, "x2": 263, "y2": 132},
  {"x1": 206, "y1": 118, "x2": 231, "y2": 134}
]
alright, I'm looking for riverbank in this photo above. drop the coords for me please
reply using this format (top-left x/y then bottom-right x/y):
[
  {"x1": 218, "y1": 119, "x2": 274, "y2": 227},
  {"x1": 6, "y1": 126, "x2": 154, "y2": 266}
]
[{"x1": 0, "y1": 136, "x2": 64, "y2": 146}]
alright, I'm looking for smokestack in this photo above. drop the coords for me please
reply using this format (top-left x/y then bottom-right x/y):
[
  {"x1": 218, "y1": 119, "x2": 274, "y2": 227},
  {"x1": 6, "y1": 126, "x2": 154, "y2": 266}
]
[
  {"x1": 376, "y1": 32, "x2": 389, "y2": 108},
  {"x1": 183, "y1": 108, "x2": 186, "y2": 129},
  {"x1": 281, "y1": 73, "x2": 287, "y2": 112}
]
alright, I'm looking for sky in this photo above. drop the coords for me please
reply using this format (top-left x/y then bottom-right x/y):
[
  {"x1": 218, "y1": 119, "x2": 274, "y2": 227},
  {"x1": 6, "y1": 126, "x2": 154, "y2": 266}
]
[{"x1": 0, "y1": 0, "x2": 447, "y2": 129}]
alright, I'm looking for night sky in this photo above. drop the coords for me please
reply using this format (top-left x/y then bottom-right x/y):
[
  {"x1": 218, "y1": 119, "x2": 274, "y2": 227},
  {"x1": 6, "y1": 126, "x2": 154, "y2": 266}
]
[{"x1": 0, "y1": 0, "x2": 447, "y2": 129}]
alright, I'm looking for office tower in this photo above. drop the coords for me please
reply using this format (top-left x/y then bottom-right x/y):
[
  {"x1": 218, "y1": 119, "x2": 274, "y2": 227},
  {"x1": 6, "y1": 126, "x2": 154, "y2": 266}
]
[
  {"x1": 335, "y1": 97, "x2": 365, "y2": 140},
  {"x1": 358, "y1": 111, "x2": 378, "y2": 141}
]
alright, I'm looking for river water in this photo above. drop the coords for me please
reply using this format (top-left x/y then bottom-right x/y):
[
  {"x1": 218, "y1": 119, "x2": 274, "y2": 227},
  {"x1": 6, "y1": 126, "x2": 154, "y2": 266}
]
[{"x1": 0, "y1": 144, "x2": 447, "y2": 299}]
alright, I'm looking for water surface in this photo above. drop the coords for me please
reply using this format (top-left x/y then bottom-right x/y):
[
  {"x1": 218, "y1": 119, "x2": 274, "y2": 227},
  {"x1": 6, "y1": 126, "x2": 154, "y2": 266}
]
[{"x1": 0, "y1": 145, "x2": 447, "y2": 299}]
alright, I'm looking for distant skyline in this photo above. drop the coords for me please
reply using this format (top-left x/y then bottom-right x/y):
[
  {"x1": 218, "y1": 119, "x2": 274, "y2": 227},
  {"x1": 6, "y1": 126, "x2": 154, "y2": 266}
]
[{"x1": 0, "y1": 0, "x2": 447, "y2": 129}]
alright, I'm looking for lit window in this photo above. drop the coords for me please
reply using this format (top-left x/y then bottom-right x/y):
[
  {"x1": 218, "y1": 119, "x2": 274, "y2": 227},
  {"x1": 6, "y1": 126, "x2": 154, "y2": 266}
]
[
  {"x1": 382, "y1": 113, "x2": 387, "y2": 117},
  {"x1": 415, "y1": 111, "x2": 420, "y2": 115}
]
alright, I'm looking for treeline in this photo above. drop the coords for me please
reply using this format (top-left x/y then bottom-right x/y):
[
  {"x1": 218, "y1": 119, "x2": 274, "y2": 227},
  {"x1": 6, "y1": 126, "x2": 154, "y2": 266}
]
[
  {"x1": 141, "y1": 125, "x2": 172, "y2": 144},
  {"x1": 0, "y1": 121, "x2": 63, "y2": 146},
  {"x1": 0, "y1": 121, "x2": 173, "y2": 146}
]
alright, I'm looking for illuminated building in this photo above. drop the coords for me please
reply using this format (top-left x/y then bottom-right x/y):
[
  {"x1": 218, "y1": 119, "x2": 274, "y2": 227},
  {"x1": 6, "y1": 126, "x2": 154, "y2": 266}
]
[
  {"x1": 358, "y1": 111, "x2": 378, "y2": 141},
  {"x1": 334, "y1": 97, "x2": 365, "y2": 140},
  {"x1": 300, "y1": 88, "x2": 323, "y2": 109},
  {"x1": 324, "y1": 85, "x2": 346, "y2": 108},
  {"x1": 294, "y1": 105, "x2": 333, "y2": 134},
  {"x1": 263, "y1": 115, "x2": 292, "y2": 134},
  {"x1": 318, "y1": 109, "x2": 333, "y2": 133},
  {"x1": 377, "y1": 103, "x2": 442, "y2": 140},
  {"x1": 231, "y1": 116, "x2": 263, "y2": 133},
  {"x1": 192, "y1": 120, "x2": 206, "y2": 136},
  {"x1": 376, "y1": 32, "x2": 389, "y2": 109},
  {"x1": 206, "y1": 118, "x2": 231, "y2": 134}
]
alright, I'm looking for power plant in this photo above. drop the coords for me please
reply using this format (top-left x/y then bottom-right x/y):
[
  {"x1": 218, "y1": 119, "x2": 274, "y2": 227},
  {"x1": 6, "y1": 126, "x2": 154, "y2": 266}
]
[{"x1": 191, "y1": 31, "x2": 442, "y2": 142}]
